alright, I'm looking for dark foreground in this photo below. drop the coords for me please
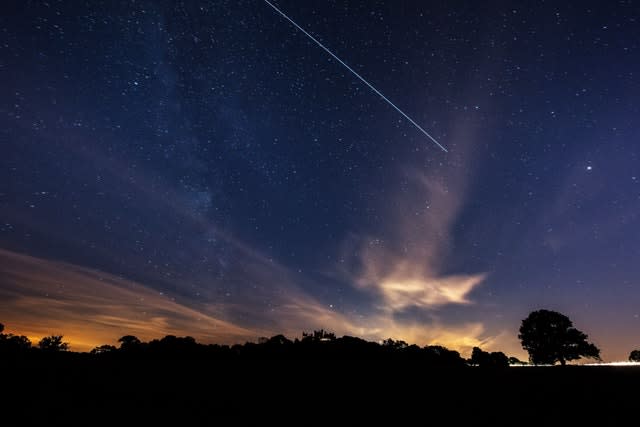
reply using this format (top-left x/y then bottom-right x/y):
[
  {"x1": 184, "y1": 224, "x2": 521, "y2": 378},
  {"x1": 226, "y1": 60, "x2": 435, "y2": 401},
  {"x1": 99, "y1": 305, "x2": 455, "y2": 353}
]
[{"x1": 2, "y1": 357, "x2": 638, "y2": 423}]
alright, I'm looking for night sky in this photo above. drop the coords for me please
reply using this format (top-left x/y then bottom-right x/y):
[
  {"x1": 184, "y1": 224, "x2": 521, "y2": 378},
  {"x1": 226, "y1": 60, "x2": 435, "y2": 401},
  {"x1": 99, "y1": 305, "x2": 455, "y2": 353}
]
[{"x1": 1, "y1": 0, "x2": 639, "y2": 360}]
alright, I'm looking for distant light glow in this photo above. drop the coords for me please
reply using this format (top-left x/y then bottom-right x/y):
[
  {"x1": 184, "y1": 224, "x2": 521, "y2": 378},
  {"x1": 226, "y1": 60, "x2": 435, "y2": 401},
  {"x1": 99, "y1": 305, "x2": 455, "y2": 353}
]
[
  {"x1": 584, "y1": 361, "x2": 640, "y2": 366},
  {"x1": 511, "y1": 362, "x2": 640, "y2": 367}
]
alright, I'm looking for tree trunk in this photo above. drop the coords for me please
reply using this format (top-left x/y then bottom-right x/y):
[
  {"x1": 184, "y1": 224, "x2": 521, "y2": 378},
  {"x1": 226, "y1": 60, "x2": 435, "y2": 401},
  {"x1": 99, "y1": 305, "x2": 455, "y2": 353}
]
[{"x1": 559, "y1": 358, "x2": 566, "y2": 366}]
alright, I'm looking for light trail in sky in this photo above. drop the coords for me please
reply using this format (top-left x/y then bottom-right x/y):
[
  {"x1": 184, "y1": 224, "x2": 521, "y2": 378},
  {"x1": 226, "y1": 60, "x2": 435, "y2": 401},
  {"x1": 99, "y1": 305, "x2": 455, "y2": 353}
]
[{"x1": 263, "y1": 0, "x2": 448, "y2": 153}]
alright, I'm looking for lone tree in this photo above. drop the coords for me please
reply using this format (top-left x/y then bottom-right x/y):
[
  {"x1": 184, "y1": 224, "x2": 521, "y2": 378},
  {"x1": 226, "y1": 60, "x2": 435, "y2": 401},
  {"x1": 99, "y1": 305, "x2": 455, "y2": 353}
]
[
  {"x1": 518, "y1": 309, "x2": 600, "y2": 365},
  {"x1": 629, "y1": 349, "x2": 640, "y2": 362}
]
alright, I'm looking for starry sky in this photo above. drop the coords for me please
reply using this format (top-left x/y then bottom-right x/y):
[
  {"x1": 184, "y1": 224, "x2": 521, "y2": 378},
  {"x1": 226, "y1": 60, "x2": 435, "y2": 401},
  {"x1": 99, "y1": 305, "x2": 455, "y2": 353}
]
[{"x1": 1, "y1": 0, "x2": 639, "y2": 359}]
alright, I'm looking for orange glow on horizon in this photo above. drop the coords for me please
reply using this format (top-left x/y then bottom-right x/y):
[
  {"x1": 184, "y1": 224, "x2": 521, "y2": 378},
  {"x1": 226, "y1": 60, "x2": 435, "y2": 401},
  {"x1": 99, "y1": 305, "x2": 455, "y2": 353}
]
[{"x1": 0, "y1": 248, "x2": 263, "y2": 352}]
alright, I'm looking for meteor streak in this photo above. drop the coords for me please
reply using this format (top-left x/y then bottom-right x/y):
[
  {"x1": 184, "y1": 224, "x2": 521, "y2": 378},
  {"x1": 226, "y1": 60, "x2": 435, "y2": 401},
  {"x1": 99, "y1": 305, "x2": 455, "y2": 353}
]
[{"x1": 263, "y1": 0, "x2": 448, "y2": 152}]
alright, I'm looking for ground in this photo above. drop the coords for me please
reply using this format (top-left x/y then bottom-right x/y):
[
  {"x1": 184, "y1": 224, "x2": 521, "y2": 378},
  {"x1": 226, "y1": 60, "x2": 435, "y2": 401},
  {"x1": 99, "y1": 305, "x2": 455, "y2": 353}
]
[{"x1": 2, "y1": 357, "x2": 637, "y2": 423}]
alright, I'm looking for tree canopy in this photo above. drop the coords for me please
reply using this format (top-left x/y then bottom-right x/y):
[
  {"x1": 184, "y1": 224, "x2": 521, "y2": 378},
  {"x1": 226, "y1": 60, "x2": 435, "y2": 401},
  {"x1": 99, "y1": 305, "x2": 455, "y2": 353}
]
[
  {"x1": 518, "y1": 309, "x2": 600, "y2": 365},
  {"x1": 0, "y1": 325, "x2": 32, "y2": 354},
  {"x1": 118, "y1": 335, "x2": 142, "y2": 351},
  {"x1": 38, "y1": 335, "x2": 69, "y2": 352},
  {"x1": 470, "y1": 347, "x2": 509, "y2": 368}
]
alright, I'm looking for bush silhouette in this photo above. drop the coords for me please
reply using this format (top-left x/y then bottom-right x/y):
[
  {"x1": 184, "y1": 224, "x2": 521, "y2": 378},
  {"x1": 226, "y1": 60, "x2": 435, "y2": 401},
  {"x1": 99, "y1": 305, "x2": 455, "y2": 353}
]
[
  {"x1": 508, "y1": 356, "x2": 527, "y2": 365},
  {"x1": 629, "y1": 349, "x2": 640, "y2": 362},
  {"x1": 90, "y1": 344, "x2": 117, "y2": 355}
]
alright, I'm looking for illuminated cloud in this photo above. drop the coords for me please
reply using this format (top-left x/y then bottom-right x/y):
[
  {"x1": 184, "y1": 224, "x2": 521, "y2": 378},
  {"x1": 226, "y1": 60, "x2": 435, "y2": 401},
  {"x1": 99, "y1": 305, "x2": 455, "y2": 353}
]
[
  {"x1": 357, "y1": 319, "x2": 494, "y2": 354},
  {"x1": 0, "y1": 245, "x2": 508, "y2": 357},
  {"x1": 0, "y1": 114, "x2": 502, "y2": 358},
  {"x1": 349, "y1": 166, "x2": 486, "y2": 313},
  {"x1": 0, "y1": 249, "x2": 262, "y2": 351},
  {"x1": 375, "y1": 273, "x2": 486, "y2": 311},
  {"x1": 0, "y1": 246, "x2": 499, "y2": 356},
  {"x1": 0, "y1": 116, "x2": 495, "y2": 355},
  {"x1": 0, "y1": 144, "x2": 496, "y2": 357},
  {"x1": 327, "y1": 132, "x2": 499, "y2": 354},
  {"x1": 0, "y1": 246, "x2": 358, "y2": 351}
]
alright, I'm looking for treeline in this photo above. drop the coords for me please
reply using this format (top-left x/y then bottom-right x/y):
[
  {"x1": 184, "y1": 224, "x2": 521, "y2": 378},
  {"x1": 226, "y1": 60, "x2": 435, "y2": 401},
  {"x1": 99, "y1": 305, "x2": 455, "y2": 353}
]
[
  {"x1": 0, "y1": 323, "x2": 521, "y2": 367},
  {"x1": 7, "y1": 308, "x2": 633, "y2": 365}
]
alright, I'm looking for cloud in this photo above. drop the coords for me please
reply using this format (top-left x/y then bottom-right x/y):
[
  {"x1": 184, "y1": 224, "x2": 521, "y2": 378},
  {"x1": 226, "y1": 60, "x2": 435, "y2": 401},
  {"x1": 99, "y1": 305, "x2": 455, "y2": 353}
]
[
  {"x1": 374, "y1": 273, "x2": 486, "y2": 312},
  {"x1": 0, "y1": 141, "x2": 496, "y2": 356},
  {"x1": 0, "y1": 245, "x2": 498, "y2": 356},
  {"x1": 0, "y1": 246, "x2": 361, "y2": 351},
  {"x1": 0, "y1": 248, "x2": 263, "y2": 351},
  {"x1": 325, "y1": 125, "x2": 499, "y2": 354},
  {"x1": 0, "y1": 109, "x2": 503, "y2": 358},
  {"x1": 348, "y1": 166, "x2": 486, "y2": 312},
  {"x1": 357, "y1": 319, "x2": 494, "y2": 353}
]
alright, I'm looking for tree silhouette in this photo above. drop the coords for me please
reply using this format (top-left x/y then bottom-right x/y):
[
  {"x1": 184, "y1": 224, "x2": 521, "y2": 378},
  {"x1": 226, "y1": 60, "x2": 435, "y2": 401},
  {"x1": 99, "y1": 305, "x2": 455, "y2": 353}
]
[
  {"x1": 629, "y1": 349, "x2": 640, "y2": 362},
  {"x1": 38, "y1": 335, "x2": 69, "y2": 352},
  {"x1": 265, "y1": 334, "x2": 292, "y2": 346},
  {"x1": 470, "y1": 347, "x2": 509, "y2": 368},
  {"x1": 0, "y1": 323, "x2": 32, "y2": 354},
  {"x1": 470, "y1": 346, "x2": 488, "y2": 366},
  {"x1": 6, "y1": 334, "x2": 32, "y2": 351},
  {"x1": 302, "y1": 329, "x2": 336, "y2": 342},
  {"x1": 118, "y1": 335, "x2": 142, "y2": 351},
  {"x1": 382, "y1": 338, "x2": 409, "y2": 350},
  {"x1": 518, "y1": 309, "x2": 600, "y2": 365}
]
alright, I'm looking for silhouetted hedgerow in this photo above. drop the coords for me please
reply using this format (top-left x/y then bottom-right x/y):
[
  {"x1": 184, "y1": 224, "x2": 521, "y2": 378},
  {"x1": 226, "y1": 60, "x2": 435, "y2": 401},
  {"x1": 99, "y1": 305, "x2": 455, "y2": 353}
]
[
  {"x1": 2, "y1": 310, "x2": 613, "y2": 366},
  {"x1": 0, "y1": 323, "x2": 497, "y2": 366}
]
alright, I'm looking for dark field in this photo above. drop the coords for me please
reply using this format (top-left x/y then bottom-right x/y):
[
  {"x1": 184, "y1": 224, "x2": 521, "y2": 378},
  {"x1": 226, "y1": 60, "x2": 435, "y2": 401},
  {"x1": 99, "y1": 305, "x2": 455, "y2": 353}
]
[{"x1": 3, "y1": 357, "x2": 638, "y2": 423}]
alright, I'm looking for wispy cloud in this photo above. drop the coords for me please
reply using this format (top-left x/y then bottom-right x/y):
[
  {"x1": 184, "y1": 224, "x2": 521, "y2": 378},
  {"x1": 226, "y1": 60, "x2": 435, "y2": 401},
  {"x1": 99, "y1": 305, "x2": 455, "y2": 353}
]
[
  {"x1": 0, "y1": 111, "x2": 510, "y2": 359},
  {"x1": 0, "y1": 249, "x2": 262, "y2": 351},
  {"x1": 372, "y1": 273, "x2": 485, "y2": 312},
  {"x1": 0, "y1": 133, "x2": 499, "y2": 356},
  {"x1": 0, "y1": 243, "x2": 496, "y2": 356},
  {"x1": 323, "y1": 121, "x2": 499, "y2": 352},
  {"x1": 356, "y1": 319, "x2": 495, "y2": 352},
  {"x1": 347, "y1": 164, "x2": 486, "y2": 312}
]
